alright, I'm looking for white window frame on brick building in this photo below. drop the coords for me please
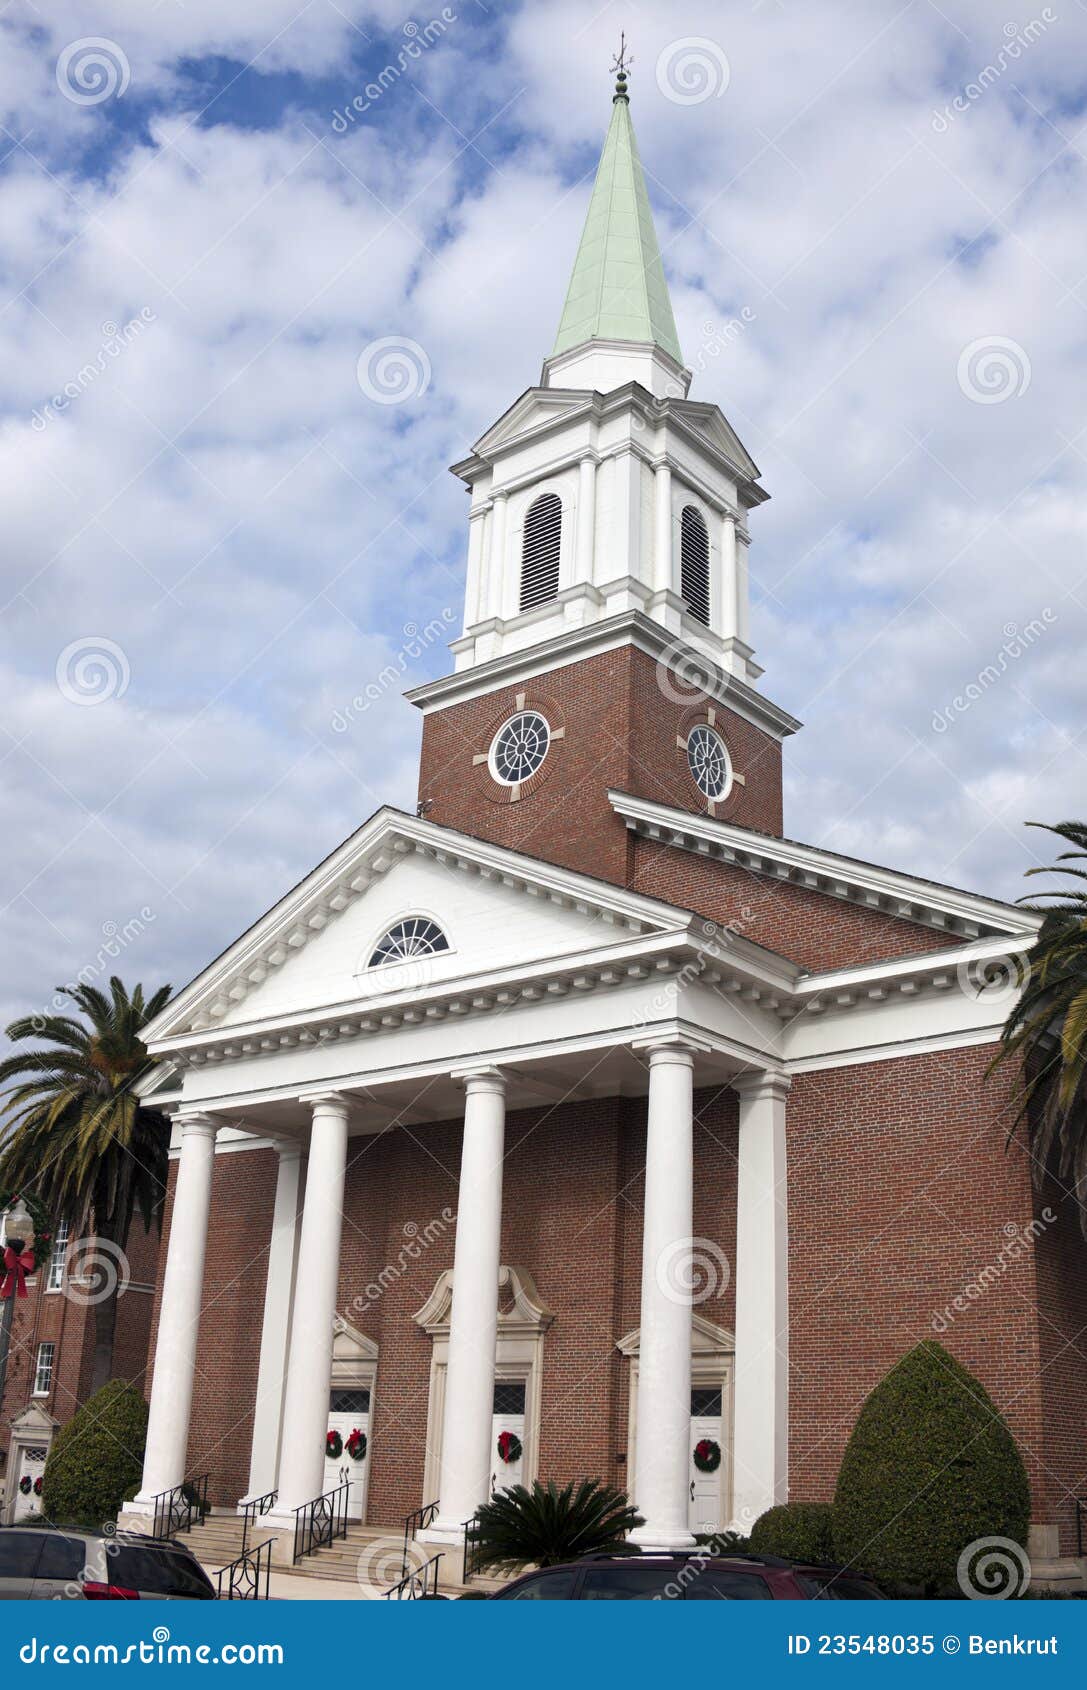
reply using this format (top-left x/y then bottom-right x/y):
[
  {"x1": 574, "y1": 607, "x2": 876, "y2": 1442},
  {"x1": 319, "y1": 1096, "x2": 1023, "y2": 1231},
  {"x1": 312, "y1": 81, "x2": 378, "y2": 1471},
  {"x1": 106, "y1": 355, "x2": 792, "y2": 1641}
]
[
  {"x1": 45, "y1": 1219, "x2": 70, "y2": 1293},
  {"x1": 33, "y1": 1341, "x2": 55, "y2": 1397}
]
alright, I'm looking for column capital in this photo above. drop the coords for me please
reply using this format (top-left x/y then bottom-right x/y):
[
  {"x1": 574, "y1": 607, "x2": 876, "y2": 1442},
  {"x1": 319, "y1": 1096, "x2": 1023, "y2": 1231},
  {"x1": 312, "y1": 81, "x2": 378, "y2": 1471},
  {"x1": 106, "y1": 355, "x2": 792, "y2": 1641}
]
[
  {"x1": 733, "y1": 1069, "x2": 791, "y2": 1104},
  {"x1": 272, "y1": 1137, "x2": 305, "y2": 1164},
  {"x1": 175, "y1": 1111, "x2": 219, "y2": 1142},
  {"x1": 451, "y1": 1063, "x2": 507, "y2": 1095},
  {"x1": 633, "y1": 1033, "x2": 710, "y2": 1066},
  {"x1": 299, "y1": 1089, "x2": 351, "y2": 1117}
]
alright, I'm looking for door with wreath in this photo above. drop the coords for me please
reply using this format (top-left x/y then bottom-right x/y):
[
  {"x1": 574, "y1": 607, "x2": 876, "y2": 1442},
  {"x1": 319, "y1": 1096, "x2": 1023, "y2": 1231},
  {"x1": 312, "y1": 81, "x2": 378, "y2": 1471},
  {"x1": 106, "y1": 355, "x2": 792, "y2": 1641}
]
[
  {"x1": 323, "y1": 1388, "x2": 370, "y2": 1522},
  {"x1": 688, "y1": 1385, "x2": 724, "y2": 1535},
  {"x1": 13, "y1": 1444, "x2": 48, "y2": 1523},
  {"x1": 490, "y1": 1379, "x2": 526, "y2": 1496}
]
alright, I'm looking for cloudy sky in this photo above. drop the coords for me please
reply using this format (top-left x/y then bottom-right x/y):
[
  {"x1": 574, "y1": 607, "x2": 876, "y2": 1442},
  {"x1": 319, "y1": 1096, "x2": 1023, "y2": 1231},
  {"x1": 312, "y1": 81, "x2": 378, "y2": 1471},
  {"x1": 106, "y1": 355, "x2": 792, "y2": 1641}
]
[{"x1": 0, "y1": 0, "x2": 1083, "y2": 1026}]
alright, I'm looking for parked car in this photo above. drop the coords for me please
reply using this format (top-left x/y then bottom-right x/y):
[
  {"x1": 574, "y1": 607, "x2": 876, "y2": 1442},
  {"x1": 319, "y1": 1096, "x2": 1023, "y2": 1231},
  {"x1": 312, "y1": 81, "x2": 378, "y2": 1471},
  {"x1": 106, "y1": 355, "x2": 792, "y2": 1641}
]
[
  {"x1": 0, "y1": 1524, "x2": 216, "y2": 1599},
  {"x1": 490, "y1": 1551, "x2": 886, "y2": 1600}
]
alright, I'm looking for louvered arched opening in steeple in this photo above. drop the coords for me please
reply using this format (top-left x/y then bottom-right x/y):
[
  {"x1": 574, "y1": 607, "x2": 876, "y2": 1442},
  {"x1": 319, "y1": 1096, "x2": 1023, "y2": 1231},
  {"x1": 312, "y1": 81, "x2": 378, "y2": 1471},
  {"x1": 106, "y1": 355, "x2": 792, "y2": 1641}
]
[
  {"x1": 520, "y1": 493, "x2": 562, "y2": 612},
  {"x1": 680, "y1": 505, "x2": 710, "y2": 627}
]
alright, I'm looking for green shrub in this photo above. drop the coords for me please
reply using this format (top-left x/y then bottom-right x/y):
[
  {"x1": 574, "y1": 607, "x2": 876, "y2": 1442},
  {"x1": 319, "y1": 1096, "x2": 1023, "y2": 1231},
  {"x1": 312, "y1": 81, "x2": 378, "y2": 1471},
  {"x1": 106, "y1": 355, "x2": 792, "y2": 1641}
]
[
  {"x1": 471, "y1": 1479, "x2": 643, "y2": 1573},
  {"x1": 833, "y1": 1341, "x2": 1030, "y2": 1596},
  {"x1": 41, "y1": 1379, "x2": 148, "y2": 1528},
  {"x1": 750, "y1": 1502, "x2": 836, "y2": 1563}
]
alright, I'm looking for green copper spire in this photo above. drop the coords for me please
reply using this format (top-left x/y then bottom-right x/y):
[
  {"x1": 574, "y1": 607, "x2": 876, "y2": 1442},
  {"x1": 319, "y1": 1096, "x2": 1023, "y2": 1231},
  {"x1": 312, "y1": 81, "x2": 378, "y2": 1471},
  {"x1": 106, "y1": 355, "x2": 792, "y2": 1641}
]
[{"x1": 551, "y1": 69, "x2": 683, "y2": 367}]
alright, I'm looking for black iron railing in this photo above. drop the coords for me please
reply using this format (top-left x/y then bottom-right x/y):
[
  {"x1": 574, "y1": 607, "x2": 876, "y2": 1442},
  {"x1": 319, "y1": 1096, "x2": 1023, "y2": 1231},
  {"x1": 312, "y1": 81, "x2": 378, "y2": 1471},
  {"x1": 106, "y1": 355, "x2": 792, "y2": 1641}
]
[
  {"x1": 240, "y1": 1489, "x2": 277, "y2": 1555},
  {"x1": 384, "y1": 1552, "x2": 443, "y2": 1600},
  {"x1": 292, "y1": 1481, "x2": 350, "y2": 1563},
  {"x1": 402, "y1": 1499, "x2": 439, "y2": 1575},
  {"x1": 1076, "y1": 1497, "x2": 1086, "y2": 1558},
  {"x1": 463, "y1": 1510, "x2": 485, "y2": 1583},
  {"x1": 150, "y1": 1473, "x2": 209, "y2": 1540},
  {"x1": 216, "y1": 1536, "x2": 273, "y2": 1601}
]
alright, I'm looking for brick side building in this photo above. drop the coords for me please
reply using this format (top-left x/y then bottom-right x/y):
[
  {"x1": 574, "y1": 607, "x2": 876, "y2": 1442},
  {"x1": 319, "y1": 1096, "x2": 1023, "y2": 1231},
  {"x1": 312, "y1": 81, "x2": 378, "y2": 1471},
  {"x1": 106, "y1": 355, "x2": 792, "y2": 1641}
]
[{"x1": 118, "y1": 80, "x2": 1085, "y2": 1588}]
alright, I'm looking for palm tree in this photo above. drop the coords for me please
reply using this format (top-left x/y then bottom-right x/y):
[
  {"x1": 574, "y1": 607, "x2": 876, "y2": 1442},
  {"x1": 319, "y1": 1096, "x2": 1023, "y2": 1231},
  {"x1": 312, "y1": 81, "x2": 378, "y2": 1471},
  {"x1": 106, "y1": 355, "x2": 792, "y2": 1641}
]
[
  {"x1": 470, "y1": 1478, "x2": 644, "y2": 1574},
  {"x1": 0, "y1": 976, "x2": 172, "y2": 1392},
  {"x1": 995, "y1": 821, "x2": 1087, "y2": 1237}
]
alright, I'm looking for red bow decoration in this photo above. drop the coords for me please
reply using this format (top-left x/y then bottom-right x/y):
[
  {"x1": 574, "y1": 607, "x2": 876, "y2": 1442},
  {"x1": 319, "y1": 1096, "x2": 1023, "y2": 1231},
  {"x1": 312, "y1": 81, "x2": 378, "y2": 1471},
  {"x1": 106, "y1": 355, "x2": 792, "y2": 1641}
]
[{"x1": 1, "y1": 1245, "x2": 34, "y2": 1300}]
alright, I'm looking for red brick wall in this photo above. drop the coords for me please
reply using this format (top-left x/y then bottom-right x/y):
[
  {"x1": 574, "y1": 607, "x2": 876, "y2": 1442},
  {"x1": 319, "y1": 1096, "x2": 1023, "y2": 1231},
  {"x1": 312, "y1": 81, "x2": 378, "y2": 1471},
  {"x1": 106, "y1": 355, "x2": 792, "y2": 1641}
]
[
  {"x1": 1032, "y1": 1174, "x2": 1087, "y2": 1555},
  {"x1": 785, "y1": 1046, "x2": 1050, "y2": 1526},
  {"x1": 416, "y1": 644, "x2": 783, "y2": 886}
]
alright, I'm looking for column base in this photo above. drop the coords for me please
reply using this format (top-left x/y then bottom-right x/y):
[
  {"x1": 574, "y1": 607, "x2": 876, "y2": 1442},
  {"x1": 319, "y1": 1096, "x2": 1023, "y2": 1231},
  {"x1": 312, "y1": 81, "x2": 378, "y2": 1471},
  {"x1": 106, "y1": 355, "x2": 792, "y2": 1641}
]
[
  {"x1": 628, "y1": 1524, "x2": 697, "y2": 1553},
  {"x1": 416, "y1": 1516, "x2": 473, "y2": 1549}
]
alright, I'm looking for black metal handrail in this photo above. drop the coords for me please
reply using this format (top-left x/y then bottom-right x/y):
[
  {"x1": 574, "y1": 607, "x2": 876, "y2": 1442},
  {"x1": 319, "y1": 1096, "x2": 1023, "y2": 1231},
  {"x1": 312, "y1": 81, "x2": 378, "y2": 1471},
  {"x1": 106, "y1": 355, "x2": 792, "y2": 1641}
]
[
  {"x1": 1076, "y1": 1497, "x2": 1086, "y2": 1558},
  {"x1": 384, "y1": 1551, "x2": 443, "y2": 1600},
  {"x1": 402, "y1": 1499, "x2": 439, "y2": 1574},
  {"x1": 150, "y1": 1472, "x2": 209, "y2": 1539},
  {"x1": 216, "y1": 1536, "x2": 273, "y2": 1601},
  {"x1": 240, "y1": 1489, "x2": 277, "y2": 1555},
  {"x1": 463, "y1": 1510, "x2": 485, "y2": 1583},
  {"x1": 292, "y1": 1480, "x2": 350, "y2": 1563}
]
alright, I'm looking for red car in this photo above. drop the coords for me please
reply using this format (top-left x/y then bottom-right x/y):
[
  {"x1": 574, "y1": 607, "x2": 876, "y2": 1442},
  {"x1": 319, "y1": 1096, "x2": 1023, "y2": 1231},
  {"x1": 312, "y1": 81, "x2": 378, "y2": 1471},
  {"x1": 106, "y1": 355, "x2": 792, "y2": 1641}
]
[{"x1": 490, "y1": 1552, "x2": 885, "y2": 1601}]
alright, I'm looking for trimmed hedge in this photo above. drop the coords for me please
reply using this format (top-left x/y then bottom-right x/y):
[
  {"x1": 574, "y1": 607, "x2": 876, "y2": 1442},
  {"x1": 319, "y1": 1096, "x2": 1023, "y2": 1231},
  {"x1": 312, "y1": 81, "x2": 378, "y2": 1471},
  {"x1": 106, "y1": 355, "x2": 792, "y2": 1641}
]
[
  {"x1": 41, "y1": 1379, "x2": 148, "y2": 1529},
  {"x1": 833, "y1": 1341, "x2": 1030, "y2": 1596},
  {"x1": 750, "y1": 1502, "x2": 836, "y2": 1564}
]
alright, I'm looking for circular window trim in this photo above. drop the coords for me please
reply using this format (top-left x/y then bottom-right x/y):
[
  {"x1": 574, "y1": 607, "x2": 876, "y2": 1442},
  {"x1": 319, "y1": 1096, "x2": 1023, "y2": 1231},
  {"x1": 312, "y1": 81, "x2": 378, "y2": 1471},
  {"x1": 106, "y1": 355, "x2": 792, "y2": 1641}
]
[
  {"x1": 488, "y1": 710, "x2": 552, "y2": 789},
  {"x1": 686, "y1": 723, "x2": 733, "y2": 803}
]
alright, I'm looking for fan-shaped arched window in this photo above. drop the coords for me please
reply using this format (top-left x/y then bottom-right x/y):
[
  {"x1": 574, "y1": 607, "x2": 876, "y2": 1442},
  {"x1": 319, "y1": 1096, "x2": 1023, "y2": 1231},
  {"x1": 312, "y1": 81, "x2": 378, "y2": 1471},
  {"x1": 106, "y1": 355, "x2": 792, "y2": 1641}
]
[
  {"x1": 680, "y1": 505, "x2": 710, "y2": 627},
  {"x1": 368, "y1": 917, "x2": 450, "y2": 968},
  {"x1": 519, "y1": 492, "x2": 562, "y2": 612}
]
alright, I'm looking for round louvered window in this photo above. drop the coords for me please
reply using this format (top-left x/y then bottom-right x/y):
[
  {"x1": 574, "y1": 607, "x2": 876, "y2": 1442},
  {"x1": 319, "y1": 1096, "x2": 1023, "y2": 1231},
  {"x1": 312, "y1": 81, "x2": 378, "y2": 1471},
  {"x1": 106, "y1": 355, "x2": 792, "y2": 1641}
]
[
  {"x1": 489, "y1": 711, "x2": 551, "y2": 786},
  {"x1": 687, "y1": 724, "x2": 731, "y2": 799}
]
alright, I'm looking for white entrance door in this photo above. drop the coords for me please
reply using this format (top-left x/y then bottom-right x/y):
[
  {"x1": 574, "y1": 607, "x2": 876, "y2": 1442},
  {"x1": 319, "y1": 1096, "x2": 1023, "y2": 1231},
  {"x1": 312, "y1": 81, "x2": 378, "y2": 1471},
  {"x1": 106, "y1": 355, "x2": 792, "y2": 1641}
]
[
  {"x1": 688, "y1": 1386, "x2": 724, "y2": 1535},
  {"x1": 490, "y1": 1380, "x2": 526, "y2": 1496},
  {"x1": 323, "y1": 1389, "x2": 370, "y2": 1522},
  {"x1": 13, "y1": 1444, "x2": 49, "y2": 1523}
]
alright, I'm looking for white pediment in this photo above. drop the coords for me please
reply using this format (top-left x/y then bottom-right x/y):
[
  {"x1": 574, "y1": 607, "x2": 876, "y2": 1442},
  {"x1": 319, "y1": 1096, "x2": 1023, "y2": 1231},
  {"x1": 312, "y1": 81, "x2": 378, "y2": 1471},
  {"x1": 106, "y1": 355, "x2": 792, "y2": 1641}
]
[
  {"x1": 465, "y1": 387, "x2": 594, "y2": 463},
  {"x1": 144, "y1": 809, "x2": 689, "y2": 1043},
  {"x1": 413, "y1": 1265, "x2": 553, "y2": 1337},
  {"x1": 672, "y1": 400, "x2": 761, "y2": 485},
  {"x1": 10, "y1": 1401, "x2": 58, "y2": 1435}
]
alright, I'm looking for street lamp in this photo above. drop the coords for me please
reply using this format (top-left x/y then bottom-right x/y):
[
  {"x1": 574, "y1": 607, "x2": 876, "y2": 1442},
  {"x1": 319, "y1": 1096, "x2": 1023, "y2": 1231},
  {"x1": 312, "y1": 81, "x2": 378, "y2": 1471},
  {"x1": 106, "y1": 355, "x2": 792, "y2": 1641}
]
[{"x1": 0, "y1": 1198, "x2": 37, "y2": 1410}]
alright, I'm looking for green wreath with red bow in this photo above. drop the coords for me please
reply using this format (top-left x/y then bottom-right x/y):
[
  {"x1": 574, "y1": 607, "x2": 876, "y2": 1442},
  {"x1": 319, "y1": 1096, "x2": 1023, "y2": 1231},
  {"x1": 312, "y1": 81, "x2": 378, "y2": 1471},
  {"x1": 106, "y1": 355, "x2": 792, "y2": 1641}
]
[
  {"x1": 497, "y1": 1430, "x2": 522, "y2": 1464},
  {"x1": 325, "y1": 1428, "x2": 343, "y2": 1460},
  {"x1": 692, "y1": 1438, "x2": 721, "y2": 1474},
  {"x1": 345, "y1": 1428, "x2": 367, "y2": 1462}
]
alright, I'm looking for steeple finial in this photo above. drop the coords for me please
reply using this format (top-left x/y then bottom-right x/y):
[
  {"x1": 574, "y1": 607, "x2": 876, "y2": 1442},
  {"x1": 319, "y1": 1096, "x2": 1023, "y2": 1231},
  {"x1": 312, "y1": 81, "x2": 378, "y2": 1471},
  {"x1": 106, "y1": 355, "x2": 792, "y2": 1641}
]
[{"x1": 610, "y1": 32, "x2": 632, "y2": 102}]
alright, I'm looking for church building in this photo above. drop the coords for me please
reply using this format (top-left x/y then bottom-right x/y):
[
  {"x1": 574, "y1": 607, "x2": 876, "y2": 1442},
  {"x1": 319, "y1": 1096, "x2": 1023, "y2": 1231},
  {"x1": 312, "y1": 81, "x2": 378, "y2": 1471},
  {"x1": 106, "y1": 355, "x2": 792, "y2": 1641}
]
[{"x1": 121, "y1": 76, "x2": 1087, "y2": 1585}]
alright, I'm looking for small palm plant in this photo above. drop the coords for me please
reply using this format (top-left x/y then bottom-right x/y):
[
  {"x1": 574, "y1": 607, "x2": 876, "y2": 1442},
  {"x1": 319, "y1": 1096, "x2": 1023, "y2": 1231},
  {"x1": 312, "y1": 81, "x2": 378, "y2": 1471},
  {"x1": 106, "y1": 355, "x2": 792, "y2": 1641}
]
[
  {"x1": 471, "y1": 1479, "x2": 644, "y2": 1574},
  {"x1": 993, "y1": 821, "x2": 1087, "y2": 1237}
]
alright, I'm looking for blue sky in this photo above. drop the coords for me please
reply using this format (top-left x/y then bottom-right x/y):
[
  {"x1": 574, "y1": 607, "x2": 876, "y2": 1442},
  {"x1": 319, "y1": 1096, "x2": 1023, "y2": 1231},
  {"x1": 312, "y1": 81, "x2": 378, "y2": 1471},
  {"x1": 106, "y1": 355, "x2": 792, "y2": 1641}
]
[{"x1": 1, "y1": 0, "x2": 1084, "y2": 1024}]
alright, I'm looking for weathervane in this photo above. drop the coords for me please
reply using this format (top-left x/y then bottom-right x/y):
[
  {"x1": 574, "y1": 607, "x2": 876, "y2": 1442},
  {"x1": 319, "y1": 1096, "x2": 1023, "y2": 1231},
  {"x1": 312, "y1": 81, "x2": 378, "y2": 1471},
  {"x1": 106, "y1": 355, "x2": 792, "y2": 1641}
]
[{"x1": 611, "y1": 32, "x2": 632, "y2": 101}]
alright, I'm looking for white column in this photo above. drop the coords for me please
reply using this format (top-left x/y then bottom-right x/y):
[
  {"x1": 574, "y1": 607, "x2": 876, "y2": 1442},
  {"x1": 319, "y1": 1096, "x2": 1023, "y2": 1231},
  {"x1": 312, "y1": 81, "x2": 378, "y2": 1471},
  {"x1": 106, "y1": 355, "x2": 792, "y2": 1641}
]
[
  {"x1": 575, "y1": 455, "x2": 597, "y2": 585},
  {"x1": 242, "y1": 1142, "x2": 304, "y2": 1503},
  {"x1": 130, "y1": 1113, "x2": 218, "y2": 1510},
  {"x1": 735, "y1": 526, "x2": 751, "y2": 646},
  {"x1": 268, "y1": 1094, "x2": 350, "y2": 1522},
  {"x1": 490, "y1": 491, "x2": 513, "y2": 619},
  {"x1": 419, "y1": 1068, "x2": 506, "y2": 1545},
  {"x1": 731, "y1": 1072, "x2": 790, "y2": 1532},
  {"x1": 629, "y1": 1043, "x2": 696, "y2": 1551},
  {"x1": 462, "y1": 506, "x2": 488, "y2": 630},
  {"x1": 720, "y1": 511, "x2": 738, "y2": 641},
  {"x1": 653, "y1": 463, "x2": 673, "y2": 593}
]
